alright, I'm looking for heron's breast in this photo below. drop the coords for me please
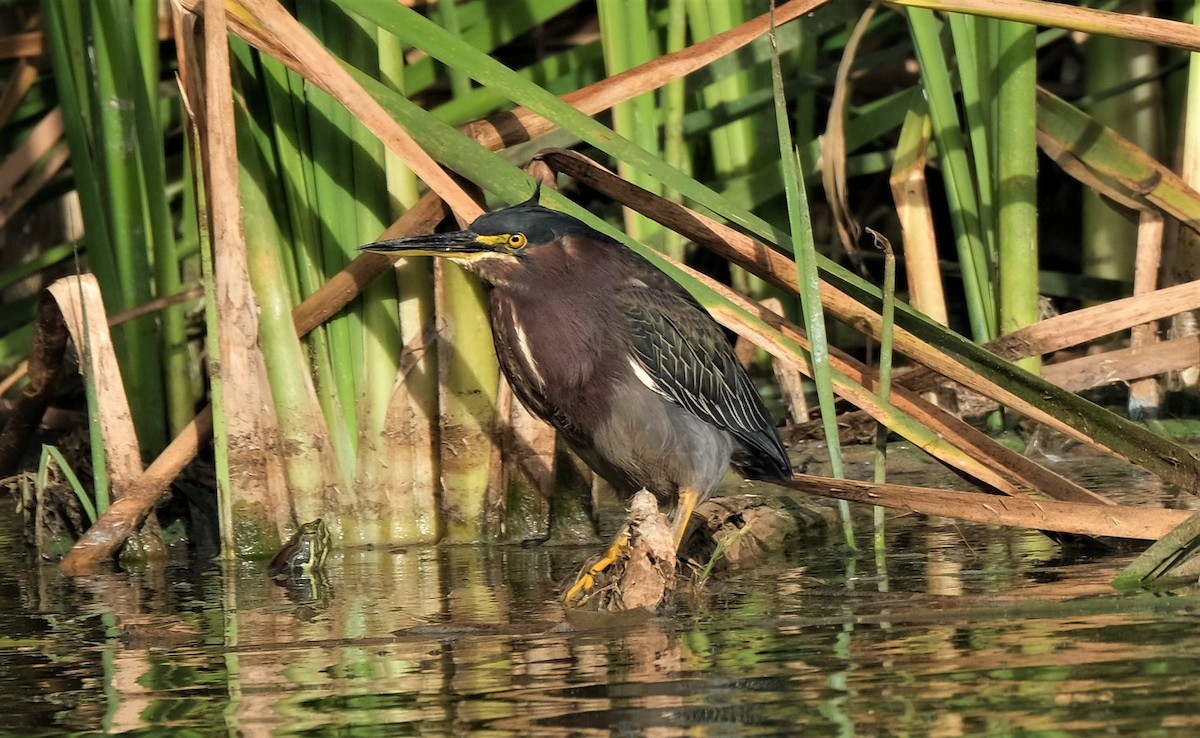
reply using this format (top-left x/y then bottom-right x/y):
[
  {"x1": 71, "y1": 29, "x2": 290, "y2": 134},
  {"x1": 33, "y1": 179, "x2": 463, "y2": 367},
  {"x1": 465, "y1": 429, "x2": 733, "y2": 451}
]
[{"x1": 490, "y1": 292, "x2": 619, "y2": 427}]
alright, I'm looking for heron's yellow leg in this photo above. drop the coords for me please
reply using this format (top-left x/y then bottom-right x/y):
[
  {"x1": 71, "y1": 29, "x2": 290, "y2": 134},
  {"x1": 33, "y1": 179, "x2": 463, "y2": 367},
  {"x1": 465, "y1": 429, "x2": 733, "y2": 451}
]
[
  {"x1": 670, "y1": 487, "x2": 701, "y2": 550},
  {"x1": 563, "y1": 526, "x2": 631, "y2": 605}
]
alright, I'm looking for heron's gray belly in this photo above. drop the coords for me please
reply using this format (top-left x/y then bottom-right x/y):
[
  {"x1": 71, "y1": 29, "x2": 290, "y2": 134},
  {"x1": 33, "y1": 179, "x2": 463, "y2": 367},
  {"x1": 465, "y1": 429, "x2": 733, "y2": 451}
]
[{"x1": 590, "y1": 378, "x2": 733, "y2": 504}]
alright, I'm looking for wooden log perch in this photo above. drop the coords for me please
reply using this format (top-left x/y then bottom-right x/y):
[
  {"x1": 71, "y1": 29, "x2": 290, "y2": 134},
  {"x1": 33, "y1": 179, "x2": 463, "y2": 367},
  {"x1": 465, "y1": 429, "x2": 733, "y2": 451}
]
[{"x1": 567, "y1": 490, "x2": 677, "y2": 612}]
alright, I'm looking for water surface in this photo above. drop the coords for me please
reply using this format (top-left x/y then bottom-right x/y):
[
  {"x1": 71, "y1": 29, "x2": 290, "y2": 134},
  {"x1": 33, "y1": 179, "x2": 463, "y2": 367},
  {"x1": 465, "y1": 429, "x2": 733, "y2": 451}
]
[{"x1": 4, "y1": 448, "x2": 1200, "y2": 736}]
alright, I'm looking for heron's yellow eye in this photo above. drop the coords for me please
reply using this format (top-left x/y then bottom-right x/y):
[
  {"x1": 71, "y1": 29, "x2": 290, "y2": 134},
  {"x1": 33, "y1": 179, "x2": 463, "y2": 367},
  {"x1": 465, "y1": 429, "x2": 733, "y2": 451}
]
[{"x1": 507, "y1": 233, "x2": 527, "y2": 249}]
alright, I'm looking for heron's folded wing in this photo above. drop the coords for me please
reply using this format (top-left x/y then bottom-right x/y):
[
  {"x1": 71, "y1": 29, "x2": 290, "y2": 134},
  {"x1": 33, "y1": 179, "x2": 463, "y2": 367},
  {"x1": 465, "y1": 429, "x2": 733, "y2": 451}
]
[{"x1": 618, "y1": 285, "x2": 792, "y2": 478}]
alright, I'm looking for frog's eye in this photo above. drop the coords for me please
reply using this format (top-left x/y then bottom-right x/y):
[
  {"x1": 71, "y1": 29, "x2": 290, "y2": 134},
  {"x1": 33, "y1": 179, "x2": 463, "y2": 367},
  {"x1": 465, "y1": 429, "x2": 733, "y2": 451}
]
[{"x1": 507, "y1": 233, "x2": 527, "y2": 250}]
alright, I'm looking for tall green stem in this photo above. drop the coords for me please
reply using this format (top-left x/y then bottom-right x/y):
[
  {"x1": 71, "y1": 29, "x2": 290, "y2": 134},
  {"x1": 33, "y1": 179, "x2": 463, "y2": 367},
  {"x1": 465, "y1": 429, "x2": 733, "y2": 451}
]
[
  {"x1": 996, "y1": 19, "x2": 1040, "y2": 374},
  {"x1": 908, "y1": 8, "x2": 996, "y2": 341}
]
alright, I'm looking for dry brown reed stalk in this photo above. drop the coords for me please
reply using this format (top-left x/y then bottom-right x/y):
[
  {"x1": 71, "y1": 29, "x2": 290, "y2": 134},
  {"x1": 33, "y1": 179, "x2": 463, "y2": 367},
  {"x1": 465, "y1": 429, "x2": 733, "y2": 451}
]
[{"x1": 776, "y1": 472, "x2": 1189, "y2": 541}]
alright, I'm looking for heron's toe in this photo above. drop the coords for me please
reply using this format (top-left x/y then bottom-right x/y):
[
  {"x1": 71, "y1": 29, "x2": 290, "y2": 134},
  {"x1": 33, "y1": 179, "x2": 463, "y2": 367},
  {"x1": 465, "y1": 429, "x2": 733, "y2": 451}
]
[{"x1": 562, "y1": 529, "x2": 631, "y2": 607}]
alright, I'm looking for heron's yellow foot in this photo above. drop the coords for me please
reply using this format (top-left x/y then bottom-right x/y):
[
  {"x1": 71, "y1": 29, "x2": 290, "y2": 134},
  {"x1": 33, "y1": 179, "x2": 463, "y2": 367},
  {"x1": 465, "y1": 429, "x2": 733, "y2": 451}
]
[{"x1": 563, "y1": 527, "x2": 631, "y2": 606}]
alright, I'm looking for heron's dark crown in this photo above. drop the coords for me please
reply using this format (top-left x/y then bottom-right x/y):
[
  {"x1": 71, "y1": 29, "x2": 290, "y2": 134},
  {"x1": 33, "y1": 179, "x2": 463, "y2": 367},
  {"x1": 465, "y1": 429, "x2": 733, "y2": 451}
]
[{"x1": 470, "y1": 204, "x2": 610, "y2": 247}]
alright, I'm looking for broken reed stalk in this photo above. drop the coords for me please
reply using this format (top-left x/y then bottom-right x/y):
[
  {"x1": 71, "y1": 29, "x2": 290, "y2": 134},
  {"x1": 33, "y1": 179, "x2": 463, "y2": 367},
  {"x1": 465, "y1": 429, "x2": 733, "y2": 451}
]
[
  {"x1": 44, "y1": 277, "x2": 141, "y2": 515},
  {"x1": 890, "y1": 106, "x2": 948, "y2": 327},
  {"x1": 1128, "y1": 211, "x2": 1165, "y2": 418},
  {"x1": 5, "y1": 276, "x2": 172, "y2": 565},
  {"x1": 59, "y1": 409, "x2": 211, "y2": 574}
]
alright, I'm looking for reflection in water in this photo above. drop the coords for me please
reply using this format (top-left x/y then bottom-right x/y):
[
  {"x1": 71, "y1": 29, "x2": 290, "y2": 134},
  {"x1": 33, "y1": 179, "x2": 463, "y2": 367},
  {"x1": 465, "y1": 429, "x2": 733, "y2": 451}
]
[{"x1": 3, "y1": 451, "x2": 1200, "y2": 736}]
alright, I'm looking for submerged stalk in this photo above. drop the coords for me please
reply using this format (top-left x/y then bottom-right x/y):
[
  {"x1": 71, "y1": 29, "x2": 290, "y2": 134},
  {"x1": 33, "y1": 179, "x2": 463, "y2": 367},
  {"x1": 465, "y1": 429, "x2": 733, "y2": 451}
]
[
  {"x1": 236, "y1": 106, "x2": 340, "y2": 525},
  {"x1": 873, "y1": 237, "x2": 896, "y2": 586},
  {"x1": 379, "y1": 30, "x2": 440, "y2": 543},
  {"x1": 436, "y1": 261, "x2": 500, "y2": 543}
]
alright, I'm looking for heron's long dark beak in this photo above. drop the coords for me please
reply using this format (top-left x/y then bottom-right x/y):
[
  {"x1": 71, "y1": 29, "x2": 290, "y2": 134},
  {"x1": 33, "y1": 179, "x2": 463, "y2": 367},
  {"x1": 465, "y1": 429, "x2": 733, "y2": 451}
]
[{"x1": 360, "y1": 230, "x2": 493, "y2": 258}]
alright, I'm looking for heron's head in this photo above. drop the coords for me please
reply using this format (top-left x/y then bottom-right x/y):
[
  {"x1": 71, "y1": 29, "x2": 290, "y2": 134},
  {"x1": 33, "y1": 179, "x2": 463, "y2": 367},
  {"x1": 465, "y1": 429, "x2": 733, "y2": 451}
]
[{"x1": 361, "y1": 189, "x2": 606, "y2": 286}]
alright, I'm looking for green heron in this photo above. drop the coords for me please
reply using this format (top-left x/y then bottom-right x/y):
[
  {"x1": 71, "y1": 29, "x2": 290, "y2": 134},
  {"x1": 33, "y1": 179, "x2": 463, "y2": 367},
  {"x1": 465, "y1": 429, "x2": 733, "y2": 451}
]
[{"x1": 363, "y1": 191, "x2": 792, "y2": 604}]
